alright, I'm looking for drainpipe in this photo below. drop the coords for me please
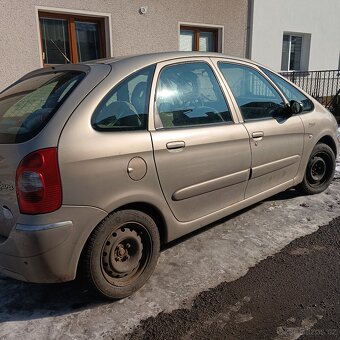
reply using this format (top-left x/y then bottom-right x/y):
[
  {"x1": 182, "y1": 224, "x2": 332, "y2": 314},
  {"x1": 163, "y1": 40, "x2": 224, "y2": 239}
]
[{"x1": 246, "y1": 0, "x2": 254, "y2": 59}]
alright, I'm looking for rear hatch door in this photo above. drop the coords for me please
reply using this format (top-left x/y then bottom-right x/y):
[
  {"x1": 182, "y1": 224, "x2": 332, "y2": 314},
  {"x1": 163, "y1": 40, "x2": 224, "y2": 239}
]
[{"x1": 0, "y1": 64, "x2": 110, "y2": 238}]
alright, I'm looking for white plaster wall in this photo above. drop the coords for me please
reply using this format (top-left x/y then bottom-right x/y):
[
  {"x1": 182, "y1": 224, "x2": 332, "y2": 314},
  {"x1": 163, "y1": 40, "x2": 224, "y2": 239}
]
[
  {"x1": 250, "y1": 0, "x2": 340, "y2": 72},
  {"x1": 0, "y1": 0, "x2": 248, "y2": 90}
]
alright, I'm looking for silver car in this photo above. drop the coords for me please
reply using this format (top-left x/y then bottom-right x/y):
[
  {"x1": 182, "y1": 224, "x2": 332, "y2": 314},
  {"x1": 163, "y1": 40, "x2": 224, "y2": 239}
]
[{"x1": 0, "y1": 52, "x2": 338, "y2": 299}]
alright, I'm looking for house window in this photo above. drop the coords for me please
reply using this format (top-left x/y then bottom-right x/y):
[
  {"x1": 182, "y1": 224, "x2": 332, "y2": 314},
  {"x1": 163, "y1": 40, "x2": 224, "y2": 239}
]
[
  {"x1": 179, "y1": 26, "x2": 218, "y2": 52},
  {"x1": 39, "y1": 12, "x2": 106, "y2": 65},
  {"x1": 281, "y1": 34, "x2": 303, "y2": 71}
]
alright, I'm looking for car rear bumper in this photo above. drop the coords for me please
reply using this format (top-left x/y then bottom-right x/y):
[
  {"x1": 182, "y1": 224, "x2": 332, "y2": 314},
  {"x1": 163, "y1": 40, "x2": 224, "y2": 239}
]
[
  {"x1": 0, "y1": 206, "x2": 107, "y2": 283},
  {"x1": 0, "y1": 220, "x2": 75, "y2": 282}
]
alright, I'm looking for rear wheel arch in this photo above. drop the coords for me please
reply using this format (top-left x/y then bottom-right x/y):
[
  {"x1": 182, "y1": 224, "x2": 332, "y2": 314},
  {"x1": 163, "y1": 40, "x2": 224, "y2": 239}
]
[
  {"x1": 77, "y1": 201, "x2": 167, "y2": 278},
  {"x1": 114, "y1": 202, "x2": 168, "y2": 246}
]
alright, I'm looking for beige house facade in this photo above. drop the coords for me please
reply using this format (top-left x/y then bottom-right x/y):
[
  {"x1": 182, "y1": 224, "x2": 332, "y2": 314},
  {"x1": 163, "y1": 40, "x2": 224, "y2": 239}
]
[{"x1": 0, "y1": 0, "x2": 249, "y2": 90}]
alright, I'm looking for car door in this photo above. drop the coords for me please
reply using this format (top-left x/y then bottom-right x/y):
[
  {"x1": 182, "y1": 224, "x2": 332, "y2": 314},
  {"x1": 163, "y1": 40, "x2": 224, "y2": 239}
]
[
  {"x1": 150, "y1": 58, "x2": 251, "y2": 222},
  {"x1": 213, "y1": 60, "x2": 304, "y2": 198}
]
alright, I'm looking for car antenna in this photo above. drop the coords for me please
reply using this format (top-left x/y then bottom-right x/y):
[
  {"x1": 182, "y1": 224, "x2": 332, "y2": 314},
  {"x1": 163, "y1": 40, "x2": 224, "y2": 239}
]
[{"x1": 50, "y1": 39, "x2": 72, "y2": 64}]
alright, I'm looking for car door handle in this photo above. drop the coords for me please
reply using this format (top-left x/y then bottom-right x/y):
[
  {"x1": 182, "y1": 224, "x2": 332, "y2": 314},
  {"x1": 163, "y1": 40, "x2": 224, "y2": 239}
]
[
  {"x1": 252, "y1": 131, "x2": 264, "y2": 140},
  {"x1": 166, "y1": 141, "x2": 185, "y2": 150}
]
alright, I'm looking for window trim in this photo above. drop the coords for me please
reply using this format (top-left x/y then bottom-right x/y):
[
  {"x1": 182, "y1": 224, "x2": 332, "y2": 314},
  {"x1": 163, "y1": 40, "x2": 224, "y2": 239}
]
[
  {"x1": 178, "y1": 22, "x2": 224, "y2": 52},
  {"x1": 154, "y1": 60, "x2": 235, "y2": 130},
  {"x1": 36, "y1": 7, "x2": 111, "y2": 66}
]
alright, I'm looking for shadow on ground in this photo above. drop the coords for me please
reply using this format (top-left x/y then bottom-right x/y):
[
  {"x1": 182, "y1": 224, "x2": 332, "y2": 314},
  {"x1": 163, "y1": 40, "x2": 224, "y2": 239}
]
[{"x1": 0, "y1": 276, "x2": 108, "y2": 323}]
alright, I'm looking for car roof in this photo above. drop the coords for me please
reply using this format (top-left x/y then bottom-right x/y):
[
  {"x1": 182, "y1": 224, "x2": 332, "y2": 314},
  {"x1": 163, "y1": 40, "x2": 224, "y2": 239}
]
[
  {"x1": 14, "y1": 52, "x2": 268, "y2": 95},
  {"x1": 84, "y1": 51, "x2": 258, "y2": 68},
  {"x1": 76, "y1": 51, "x2": 271, "y2": 90}
]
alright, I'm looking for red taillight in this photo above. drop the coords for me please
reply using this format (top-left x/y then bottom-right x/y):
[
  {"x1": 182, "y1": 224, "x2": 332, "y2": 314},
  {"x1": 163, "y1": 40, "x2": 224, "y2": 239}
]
[{"x1": 16, "y1": 148, "x2": 62, "y2": 214}]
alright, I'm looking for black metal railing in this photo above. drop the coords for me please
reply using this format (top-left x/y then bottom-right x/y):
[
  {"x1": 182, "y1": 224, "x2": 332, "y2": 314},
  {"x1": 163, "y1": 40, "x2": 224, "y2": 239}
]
[{"x1": 280, "y1": 70, "x2": 340, "y2": 118}]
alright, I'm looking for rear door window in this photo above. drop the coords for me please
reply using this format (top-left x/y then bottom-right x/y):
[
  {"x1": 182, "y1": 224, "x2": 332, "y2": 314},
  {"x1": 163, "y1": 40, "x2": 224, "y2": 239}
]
[{"x1": 0, "y1": 71, "x2": 85, "y2": 143}]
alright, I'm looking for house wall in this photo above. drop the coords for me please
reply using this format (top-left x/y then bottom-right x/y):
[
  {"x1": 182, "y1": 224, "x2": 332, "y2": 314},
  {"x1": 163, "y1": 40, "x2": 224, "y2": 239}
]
[
  {"x1": 0, "y1": 0, "x2": 248, "y2": 90},
  {"x1": 249, "y1": 0, "x2": 340, "y2": 72}
]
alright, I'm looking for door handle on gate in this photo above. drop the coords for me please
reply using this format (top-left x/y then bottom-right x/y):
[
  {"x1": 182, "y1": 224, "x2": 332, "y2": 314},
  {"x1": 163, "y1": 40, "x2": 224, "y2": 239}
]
[
  {"x1": 166, "y1": 141, "x2": 185, "y2": 150},
  {"x1": 252, "y1": 131, "x2": 264, "y2": 140}
]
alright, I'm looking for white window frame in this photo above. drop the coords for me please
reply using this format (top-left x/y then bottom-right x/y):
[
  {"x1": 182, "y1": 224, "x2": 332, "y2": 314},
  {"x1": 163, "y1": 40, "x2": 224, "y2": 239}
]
[{"x1": 281, "y1": 32, "x2": 311, "y2": 72}]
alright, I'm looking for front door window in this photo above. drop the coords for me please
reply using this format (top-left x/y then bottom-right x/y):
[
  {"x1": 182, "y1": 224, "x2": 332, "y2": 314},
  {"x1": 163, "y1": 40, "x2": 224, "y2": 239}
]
[{"x1": 218, "y1": 63, "x2": 285, "y2": 121}]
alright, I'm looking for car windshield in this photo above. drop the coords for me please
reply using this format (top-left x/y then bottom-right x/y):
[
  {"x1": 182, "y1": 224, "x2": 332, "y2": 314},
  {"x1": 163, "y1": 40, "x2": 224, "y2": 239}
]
[{"x1": 0, "y1": 71, "x2": 85, "y2": 143}]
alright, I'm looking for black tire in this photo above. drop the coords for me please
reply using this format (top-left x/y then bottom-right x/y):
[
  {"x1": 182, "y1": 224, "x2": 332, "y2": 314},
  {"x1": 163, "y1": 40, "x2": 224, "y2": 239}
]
[
  {"x1": 84, "y1": 210, "x2": 160, "y2": 299},
  {"x1": 298, "y1": 143, "x2": 335, "y2": 195}
]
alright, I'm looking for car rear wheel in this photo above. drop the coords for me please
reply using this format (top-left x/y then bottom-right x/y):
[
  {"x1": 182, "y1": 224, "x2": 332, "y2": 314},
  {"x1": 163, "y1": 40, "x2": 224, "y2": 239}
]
[
  {"x1": 298, "y1": 143, "x2": 335, "y2": 195},
  {"x1": 84, "y1": 210, "x2": 160, "y2": 299}
]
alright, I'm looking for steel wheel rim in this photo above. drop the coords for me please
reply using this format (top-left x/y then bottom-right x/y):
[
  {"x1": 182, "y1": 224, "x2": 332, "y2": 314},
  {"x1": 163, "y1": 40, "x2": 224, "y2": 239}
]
[
  {"x1": 100, "y1": 222, "x2": 152, "y2": 287},
  {"x1": 307, "y1": 152, "x2": 333, "y2": 187}
]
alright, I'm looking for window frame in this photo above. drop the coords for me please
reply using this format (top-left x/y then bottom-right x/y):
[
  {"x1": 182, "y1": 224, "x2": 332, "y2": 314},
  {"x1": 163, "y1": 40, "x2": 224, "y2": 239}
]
[
  {"x1": 38, "y1": 11, "x2": 107, "y2": 66},
  {"x1": 216, "y1": 61, "x2": 289, "y2": 123},
  {"x1": 281, "y1": 33, "x2": 304, "y2": 72},
  {"x1": 179, "y1": 25, "x2": 219, "y2": 52},
  {"x1": 153, "y1": 60, "x2": 235, "y2": 130}
]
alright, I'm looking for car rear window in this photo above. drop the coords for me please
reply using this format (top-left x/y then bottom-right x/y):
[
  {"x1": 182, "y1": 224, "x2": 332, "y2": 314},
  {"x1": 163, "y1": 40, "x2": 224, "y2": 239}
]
[{"x1": 0, "y1": 71, "x2": 85, "y2": 143}]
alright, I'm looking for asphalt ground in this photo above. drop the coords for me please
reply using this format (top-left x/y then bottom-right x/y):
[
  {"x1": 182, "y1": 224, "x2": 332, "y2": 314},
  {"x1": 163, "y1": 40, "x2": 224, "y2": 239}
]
[{"x1": 128, "y1": 216, "x2": 340, "y2": 340}]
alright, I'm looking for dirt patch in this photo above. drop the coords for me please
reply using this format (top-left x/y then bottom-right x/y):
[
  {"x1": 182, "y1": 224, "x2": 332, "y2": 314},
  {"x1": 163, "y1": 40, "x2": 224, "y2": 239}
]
[{"x1": 128, "y1": 216, "x2": 340, "y2": 340}]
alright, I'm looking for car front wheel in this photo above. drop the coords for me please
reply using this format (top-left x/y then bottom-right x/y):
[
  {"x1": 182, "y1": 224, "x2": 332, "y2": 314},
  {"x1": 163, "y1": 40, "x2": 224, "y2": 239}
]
[
  {"x1": 298, "y1": 143, "x2": 335, "y2": 195},
  {"x1": 84, "y1": 210, "x2": 160, "y2": 299}
]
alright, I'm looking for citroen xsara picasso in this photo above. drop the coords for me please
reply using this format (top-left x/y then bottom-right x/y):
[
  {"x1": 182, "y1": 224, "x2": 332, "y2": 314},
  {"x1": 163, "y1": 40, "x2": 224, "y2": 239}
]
[{"x1": 0, "y1": 52, "x2": 338, "y2": 299}]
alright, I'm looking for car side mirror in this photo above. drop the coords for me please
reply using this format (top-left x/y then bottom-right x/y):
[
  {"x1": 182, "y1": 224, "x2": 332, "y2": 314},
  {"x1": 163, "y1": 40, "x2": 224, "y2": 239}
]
[{"x1": 289, "y1": 100, "x2": 303, "y2": 114}]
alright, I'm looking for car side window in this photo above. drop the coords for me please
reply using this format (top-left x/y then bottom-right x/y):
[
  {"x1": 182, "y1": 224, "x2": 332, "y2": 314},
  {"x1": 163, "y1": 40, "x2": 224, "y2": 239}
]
[
  {"x1": 218, "y1": 63, "x2": 286, "y2": 121},
  {"x1": 155, "y1": 62, "x2": 233, "y2": 128},
  {"x1": 261, "y1": 68, "x2": 314, "y2": 112},
  {"x1": 92, "y1": 65, "x2": 155, "y2": 131}
]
